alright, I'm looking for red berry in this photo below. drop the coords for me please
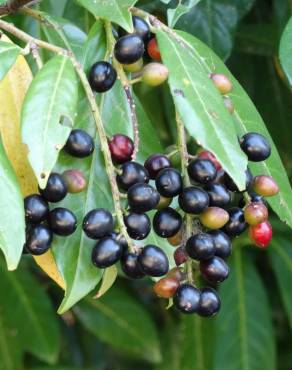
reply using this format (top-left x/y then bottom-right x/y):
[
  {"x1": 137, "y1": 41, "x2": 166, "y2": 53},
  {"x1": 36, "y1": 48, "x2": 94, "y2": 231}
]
[
  {"x1": 108, "y1": 134, "x2": 134, "y2": 164},
  {"x1": 147, "y1": 38, "x2": 161, "y2": 60},
  {"x1": 153, "y1": 277, "x2": 179, "y2": 298},
  {"x1": 167, "y1": 267, "x2": 185, "y2": 281},
  {"x1": 198, "y1": 150, "x2": 222, "y2": 171},
  {"x1": 249, "y1": 221, "x2": 272, "y2": 248}
]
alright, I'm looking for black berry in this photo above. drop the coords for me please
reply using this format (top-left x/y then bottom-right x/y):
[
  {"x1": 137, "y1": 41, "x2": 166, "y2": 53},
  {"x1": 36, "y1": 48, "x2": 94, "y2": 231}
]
[
  {"x1": 138, "y1": 245, "x2": 169, "y2": 277},
  {"x1": 144, "y1": 153, "x2": 171, "y2": 179},
  {"x1": 119, "y1": 16, "x2": 150, "y2": 42},
  {"x1": 124, "y1": 212, "x2": 151, "y2": 240},
  {"x1": 153, "y1": 207, "x2": 182, "y2": 238},
  {"x1": 64, "y1": 129, "x2": 94, "y2": 158},
  {"x1": 25, "y1": 224, "x2": 53, "y2": 255},
  {"x1": 89, "y1": 61, "x2": 117, "y2": 93},
  {"x1": 209, "y1": 230, "x2": 231, "y2": 258},
  {"x1": 127, "y1": 183, "x2": 160, "y2": 213},
  {"x1": 240, "y1": 132, "x2": 271, "y2": 162},
  {"x1": 198, "y1": 287, "x2": 221, "y2": 317},
  {"x1": 155, "y1": 168, "x2": 183, "y2": 197},
  {"x1": 224, "y1": 169, "x2": 253, "y2": 192},
  {"x1": 121, "y1": 251, "x2": 145, "y2": 279},
  {"x1": 186, "y1": 233, "x2": 215, "y2": 261},
  {"x1": 205, "y1": 183, "x2": 231, "y2": 207},
  {"x1": 200, "y1": 256, "x2": 229, "y2": 283},
  {"x1": 91, "y1": 237, "x2": 123, "y2": 268},
  {"x1": 39, "y1": 173, "x2": 67, "y2": 203},
  {"x1": 173, "y1": 284, "x2": 201, "y2": 314},
  {"x1": 178, "y1": 186, "x2": 209, "y2": 214},
  {"x1": 49, "y1": 207, "x2": 77, "y2": 236},
  {"x1": 223, "y1": 207, "x2": 247, "y2": 237},
  {"x1": 117, "y1": 161, "x2": 149, "y2": 191},
  {"x1": 24, "y1": 194, "x2": 49, "y2": 223},
  {"x1": 188, "y1": 158, "x2": 217, "y2": 184},
  {"x1": 114, "y1": 34, "x2": 145, "y2": 64},
  {"x1": 83, "y1": 208, "x2": 113, "y2": 239}
]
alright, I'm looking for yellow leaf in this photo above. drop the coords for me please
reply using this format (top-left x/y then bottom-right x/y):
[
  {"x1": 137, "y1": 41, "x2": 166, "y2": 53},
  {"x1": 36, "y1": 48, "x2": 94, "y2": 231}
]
[{"x1": 0, "y1": 34, "x2": 65, "y2": 290}]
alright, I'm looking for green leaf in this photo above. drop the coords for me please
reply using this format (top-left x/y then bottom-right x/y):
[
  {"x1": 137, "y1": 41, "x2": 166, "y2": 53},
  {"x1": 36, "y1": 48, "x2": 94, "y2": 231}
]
[
  {"x1": 93, "y1": 265, "x2": 118, "y2": 299},
  {"x1": 21, "y1": 55, "x2": 78, "y2": 188},
  {"x1": 279, "y1": 17, "x2": 292, "y2": 85},
  {"x1": 76, "y1": 0, "x2": 138, "y2": 32},
  {"x1": 215, "y1": 248, "x2": 276, "y2": 370},
  {"x1": 167, "y1": 0, "x2": 201, "y2": 28},
  {"x1": 74, "y1": 285, "x2": 161, "y2": 363},
  {"x1": 156, "y1": 30, "x2": 248, "y2": 190},
  {"x1": 177, "y1": 31, "x2": 292, "y2": 228},
  {"x1": 0, "y1": 137, "x2": 25, "y2": 271},
  {"x1": 0, "y1": 41, "x2": 20, "y2": 81}
]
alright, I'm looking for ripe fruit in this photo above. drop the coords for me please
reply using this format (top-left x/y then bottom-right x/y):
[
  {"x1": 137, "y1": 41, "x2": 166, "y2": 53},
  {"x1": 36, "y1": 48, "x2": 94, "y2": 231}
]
[
  {"x1": 153, "y1": 277, "x2": 179, "y2": 298},
  {"x1": 156, "y1": 195, "x2": 173, "y2": 210},
  {"x1": 121, "y1": 251, "x2": 145, "y2": 279},
  {"x1": 119, "y1": 16, "x2": 150, "y2": 42},
  {"x1": 168, "y1": 229, "x2": 183, "y2": 246},
  {"x1": 124, "y1": 212, "x2": 151, "y2": 240},
  {"x1": 25, "y1": 224, "x2": 53, "y2": 255},
  {"x1": 186, "y1": 233, "x2": 215, "y2": 261},
  {"x1": 252, "y1": 175, "x2": 279, "y2": 197},
  {"x1": 88, "y1": 61, "x2": 117, "y2": 93},
  {"x1": 199, "y1": 207, "x2": 229, "y2": 229},
  {"x1": 240, "y1": 133, "x2": 271, "y2": 162},
  {"x1": 127, "y1": 183, "x2": 160, "y2": 212},
  {"x1": 153, "y1": 207, "x2": 182, "y2": 238},
  {"x1": 39, "y1": 173, "x2": 67, "y2": 203},
  {"x1": 108, "y1": 134, "x2": 134, "y2": 164},
  {"x1": 188, "y1": 158, "x2": 217, "y2": 184},
  {"x1": 198, "y1": 287, "x2": 221, "y2": 317},
  {"x1": 64, "y1": 129, "x2": 94, "y2": 158},
  {"x1": 123, "y1": 59, "x2": 143, "y2": 73},
  {"x1": 117, "y1": 161, "x2": 149, "y2": 191},
  {"x1": 200, "y1": 256, "x2": 229, "y2": 283},
  {"x1": 174, "y1": 246, "x2": 188, "y2": 266},
  {"x1": 114, "y1": 34, "x2": 145, "y2": 64},
  {"x1": 155, "y1": 168, "x2": 183, "y2": 197},
  {"x1": 138, "y1": 245, "x2": 169, "y2": 277},
  {"x1": 178, "y1": 186, "x2": 209, "y2": 214},
  {"x1": 24, "y1": 194, "x2": 49, "y2": 223},
  {"x1": 209, "y1": 230, "x2": 232, "y2": 259},
  {"x1": 173, "y1": 284, "x2": 201, "y2": 314},
  {"x1": 223, "y1": 207, "x2": 247, "y2": 237},
  {"x1": 142, "y1": 63, "x2": 169, "y2": 86},
  {"x1": 147, "y1": 38, "x2": 161, "y2": 60},
  {"x1": 244, "y1": 202, "x2": 268, "y2": 226},
  {"x1": 224, "y1": 169, "x2": 253, "y2": 192},
  {"x1": 82, "y1": 208, "x2": 113, "y2": 239},
  {"x1": 144, "y1": 153, "x2": 171, "y2": 179},
  {"x1": 62, "y1": 169, "x2": 87, "y2": 194},
  {"x1": 91, "y1": 237, "x2": 123, "y2": 268},
  {"x1": 223, "y1": 96, "x2": 234, "y2": 114},
  {"x1": 49, "y1": 207, "x2": 77, "y2": 236},
  {"x1": 198, "y1": 150, "x2": 222, "y2": 171},
  {"x1": 210, "y1": 73, "x2": 233, "y2": 95},
  {"x1": 249, "y1": 221, "x2": 272, "y2": 248},
  {"x1": 205, "y1": 183, "x2": 231, "y2": 207}
]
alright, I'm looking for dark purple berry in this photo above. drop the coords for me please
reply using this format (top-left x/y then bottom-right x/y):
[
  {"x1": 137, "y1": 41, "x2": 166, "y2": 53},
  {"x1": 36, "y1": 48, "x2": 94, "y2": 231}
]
[
  {"x1": 178, "y1": 186, "x2": 209, "y2": 214},
  {"x1": 153, "y1": 207, "x2": 182, "y2": 238},
  {"x1": 83, "y1": 209, "x2": 113, "y2": 239},
  {"x1": 24, "y1": 194, "x2": 49, "y2": 223}
]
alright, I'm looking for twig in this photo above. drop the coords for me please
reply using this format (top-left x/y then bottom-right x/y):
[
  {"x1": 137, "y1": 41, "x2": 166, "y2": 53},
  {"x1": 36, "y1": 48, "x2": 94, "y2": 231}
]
[{"x1": 0, "y1": 0, "x2": 40, "y2": 15}]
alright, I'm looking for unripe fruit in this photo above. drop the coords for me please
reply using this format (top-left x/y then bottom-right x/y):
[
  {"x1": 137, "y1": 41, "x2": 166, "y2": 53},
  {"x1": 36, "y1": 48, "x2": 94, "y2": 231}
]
[
  {"x1": 25, "y1": 224, "x2": 53, "y2": 255},
  {"x1": 249, "y1": 221, "x2": 272, "y2": 248},
  {"x1": 186, "y1": 233, "x2": 215, "y2": 261},
  {"x1": 138, "y1": 245, "x2": 169, "y2": 277},
  {"x1": 223, "y1": 96, "x2": 234, "y2": 114},
  {"x1": 62, "y1": 169, "x2": 87, "y2": 194},
  {"x1": 198, "y1": 287, "x2": 221, "y2": 317},
  {"x1": 24, "y1": 194, "x2": 49, "y2": 223},
  {"x1": 108, "y1": 134, "x2": 134, "y2": 164},
  {"x1": 156, "y1": 195, "x2": 173, "y2": 210},
  {"x1": 223, "y1": 207, "x2": 247, "y2": 237},
  {"x1": 117, "y1": 161, "x2": 149, "y2": 191},
  {"x1": 92, "y1": 237, "x2": 123, "y2": 268},
  {"x1": 167, "y1": 267, "x2": 185, "y2": 281},
  {"x1": 153, "y1": 207, "x2": 182, "y2": 238},
  {"x1": 178, "y1": 186, "x2": 209, "y2": 214},
  {"x1": 121, "y1": 251, "x2": 145, "y2": 279},
  {"x1": 114, "y1": 34, "x2": 145, "y2": 64},
  {"x1": 153, "y1": 277, "x2": 179, "y2": 298},
  {"x1": 199, "y1": 207, "x2": 229, "y2": 229},
  {"x1": 49, "y1": 207, "x2": 77, "y2": 236},
  {"x1": 142, "y1": 63, "x2": 169, "y2": 86},
  {"x1": 239, "y1": 133, "x2": 271, "y2": 162},
  {"x1": 224, "y1": 169, "x2": 253, "y2": 192},
  {"x1": 64, "y1": 129, "x2": 94, "y2": 158},
  {"x1": 200, "y1": 256, "x2": 229, "y2": 283},
  {"x1": 82, "y1": 208, "x2": 113, "y2": 239},
  {"x1": 244, "y1": 202, "x2": 268, "y2": 226},
  {"x1": 174, "y1": 284, "x2": 201, "y2": 314},
  {"x1": 124, "y1": 212, "x2": 151, "y2": 240},
  {"x1": 88, "y1": 61, "x2": 117, "y2": 93},
  {"x1": 210, "y1": 73, "x2": 233, "y2": 94},
  {"x1": 197, "y1": 150, "x2": 222, "y2": 171},
  {"x1": 39, "y1": 173, "x2": 67, "y2": 203},
  {"x1": 174, "y1": 246, "x2": 187, "y2": 266},
  {"x1": 252, "y1": 175, "x2": 279, "y2": 197},
  {"x1": 144, "y1": 153, "x2": 171, "y2": 179},
  {"x1": 127, "y1": 183, "x2": 160, "y2": 212},
  {"x1": 205, "y1": 183, "x2": 231, "y2": 207},
  {"x1": 188, "y1": 158, "x2": 217, "y2": 184},
  {"x1": 155, "y1": 168, "x2": 183, "y2": 197},
  {"x1": 147, "y1": 38, "x2": 161, "y2": 60},
  {"x1": 123, "y1": 58, "x2": 143, "y2": 72},
  {"x1": 209, "y1": 230, "x2": 231, "y2": 259},
  {"x1": 168, "y1": 229, "x2": 183, "y2": 246}
]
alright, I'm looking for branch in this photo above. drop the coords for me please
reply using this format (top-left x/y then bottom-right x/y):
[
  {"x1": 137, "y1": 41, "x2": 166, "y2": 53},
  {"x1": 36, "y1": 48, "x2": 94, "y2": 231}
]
[{"x1": 0, "y1": 0, "x2": 40, "y2": 15}]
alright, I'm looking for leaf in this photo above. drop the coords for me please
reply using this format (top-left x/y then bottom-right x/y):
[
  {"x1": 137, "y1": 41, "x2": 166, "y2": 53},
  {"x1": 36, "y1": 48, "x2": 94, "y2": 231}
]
[
  {"x1": 279, "y1": 17, "x2": 292, "y2": 85},
  {"x1": 167, "y1": 0, "x2": 201, "y2": 28},
  {"x1": 76, "y1": 0, "x2": 138, "y2": 33},
  {"x1": 214, "y1": 247, "x2": 276, "y2": 370},
  {"x1": 93, "y1": 265, "x2": 117, "y2": 299},
  {"x1": 156, "y1": 30, "x2": 248, "y2": 190},
  {"x1": 21, "y1": 55, "x2": 78, "y2": 188},
  {"x1": 0, "y1": 39, "x2": 20, "y2": 81},
  {"x1": 74, "y1": 285, "x2": 161, "y2": 363},
  {"x1": 177, "y1": 31, "x2": 292, "y2": 228}
]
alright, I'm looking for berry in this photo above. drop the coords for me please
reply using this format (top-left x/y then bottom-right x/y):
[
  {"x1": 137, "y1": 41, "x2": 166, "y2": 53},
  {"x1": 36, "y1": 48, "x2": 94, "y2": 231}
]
[
  {"x1": 210, "y1": 73, "x2": 233, "y2": 94},
  {"x1": 155, "y1": 168, "x2": 183, "y2": 197},
  {"x1": 64, "y1": 129, "x2": 94, "y2": 158},
  {"x1": 224, "y1": 169, "x2": 253, "y2": 192},
  {"x1": 62, "y1": 169, "x2": 87, "y2": 194},
  {"x1": 209, "y1": 230, "x2": 232, "y2": 259},
  {"x1": 249, "y1": 221, "x2": 272, "y2": 248},
  {"x1": 252, "y1": 175, "x2": 279, "y2": 197},
  {"x1": 92, "y1": 237, "x2": 123, "y2": 268},
  {"x1": 127, "y1": 183, "x2": 160, "y2": 212},
  {"x1": 24, "y1": 194, "x2": 49, "y2": 223},
  {"x1": 39, "y1": 173, "x2": 67, "y2": 203},
  {"x1": 124, "y1": 212, "x2": 151, "y2": 240},
  {"x1": 121, "y1": 251, "x2": 145, "y2": 279},
  {"x1": 156, "y1": 195, "x2": 173, "y2": 210},
  {"x1": 25, "y1": 224, "x2": 53, "y2": 255},
  {"x1": 153, "y1": 277, "x2": 179, "y2": 298},
  {"x1": 117, "y1": 161, "x2": 149, "y2": 191},
  {"x1": 198, "y1": 287, "x2": 221, "y2": 317},
  {"x1": 153, "y1": 207, "x2": 182, "y2": 238},
  {"x1": 223, "y1": 96, "x2": 234, "y2": 114},
  {"x1": 144, "y1": 153, "x2": 171, "y2": 179},
  {"x1": 123, "y1": 59, "x2": 143, "y2": 73},
  {"x1": 174, "y1": 284, "x2": 201, "y2": 314},
  {"x1": 168, "y1": 229, "x2": 183, "y2": 246},
  {"x1": 238, "y1": 192, "x2": 267, "y2": 208},
  {"x1": 119, "y1": 16, "x2": 150, "y2": 42},
  {"x1": 147, "y1": 38, "x2": 161, "y2": 60},
  {"x1": 199, "y1": 207, "x2": 229, "y2": 229},
  {"x1": 186, "y1": 233, "x2": 215, "y2": 261},
  {"x1": 240, "y1": 133, "x2": 271, "y2": 162},
  {"x1": 142, "y1": 63, "x2": 169, "y2": 86},
  {"x1": 49, "y1": 207, "x2": 77, "y2": 236},
  {"x1": 178, "y1": 186, "x2": 209, "y2": 214},
  {"x1": 200, "y1": 256, "x2": 229, "y2": 283},
  {"x1": 82, "y1": 208, "x2": 113, "y2": 239},
  {"x1": 223, "y1": 207, "x2": 247, "y2": 237},
  {"x1": 198, "y1": 150, "x2": 222, "y2": 171},
  {"x1": 167, "y1": 267, "x2": 185, "y2": 281},
  {"x1": 109, "y1": 134, "x2": 134, "y2": 164},
  {"x1": 244, "y1": 202, "x2": 268, "y2": 226},
  {"x1": 114, "y1": 34, "x2": 145, "y2": 64},
  {"x1": 205, "y1": 183, "x2": 231, "y2": 207},
  {"x1": 188, "y1": 158, "x2": 217, "y2": 184},
  {"x1": 174, "y1": 246, "x2": 187, "y2": 266},
  {"x1": 138, "y1": 245, "x2": 169, "y2": 277},
  {"x1": 88, "y1": 61, "x2": 117, "y2": 93}
]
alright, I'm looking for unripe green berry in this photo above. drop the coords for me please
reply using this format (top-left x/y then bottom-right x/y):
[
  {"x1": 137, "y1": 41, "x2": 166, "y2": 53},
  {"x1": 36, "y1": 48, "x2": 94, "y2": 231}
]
[
  {"x1": 244, "y1": 202, "x2": 268, "y2": 226},
  {"x1": 123, "y1": 58, "x2": 143, "y2": 73},
  {"x1": 156, "y1": 195, "x2": 172, "y2": 210},
  {"x1": 253, "y1": 175, "x2": 279, "y2": 197},
  {"x1": 62, "y1": 169, "x2": 87, "y2": 194},
  {"x1": 142, "y1": 62, "x2": 169, "y2": 86},
  {"x1": 223, "y1": 96, "x2": 234, "y2": 113},
  {"x1": 210, "y1": 73, "x2": 233, "y2": 95},
  {"x1": 199, "y1": 207, "x2": 229, "y2": 229}
]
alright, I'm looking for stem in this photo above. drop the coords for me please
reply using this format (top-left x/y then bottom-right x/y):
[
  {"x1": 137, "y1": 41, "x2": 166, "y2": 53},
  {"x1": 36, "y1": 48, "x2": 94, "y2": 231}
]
[{"x1": 0, "y1": 0, "x2": 41, "y2": 15}]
